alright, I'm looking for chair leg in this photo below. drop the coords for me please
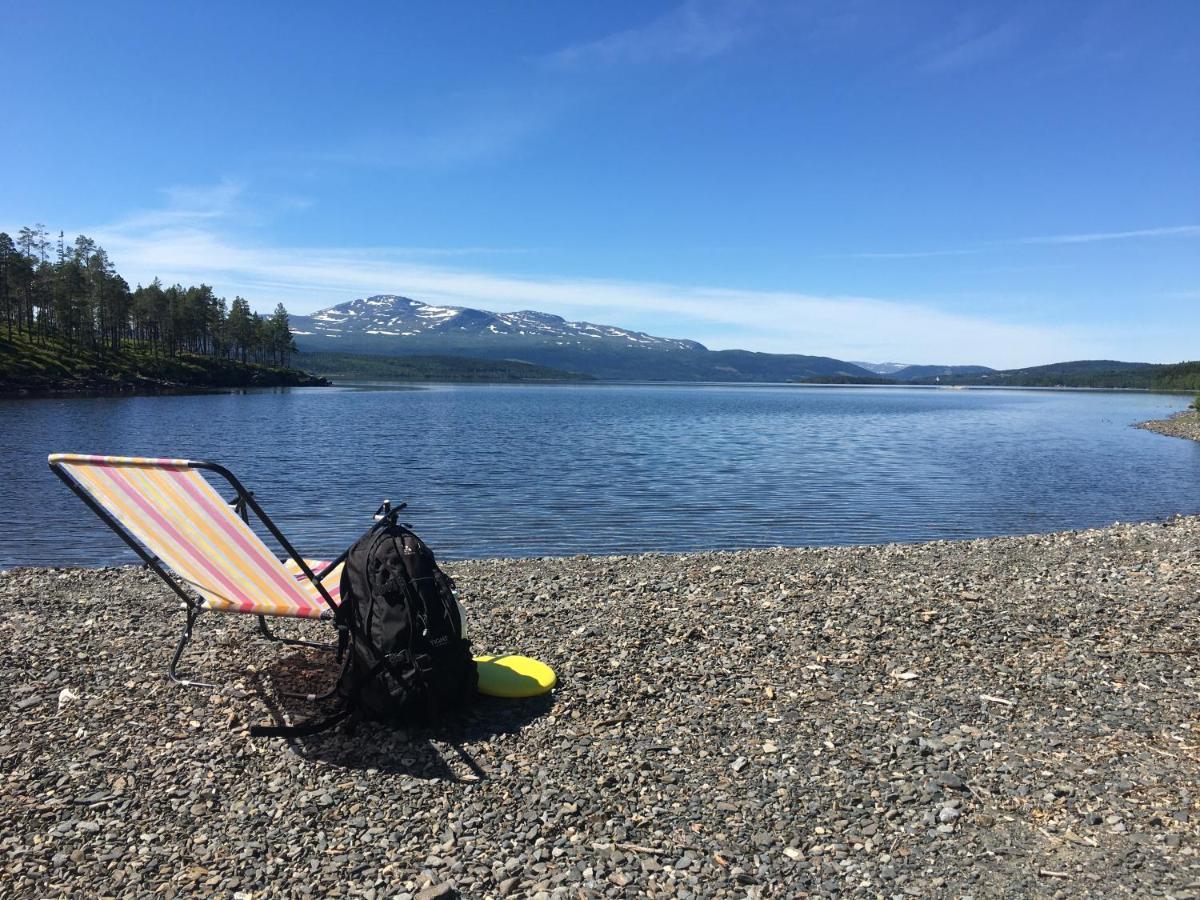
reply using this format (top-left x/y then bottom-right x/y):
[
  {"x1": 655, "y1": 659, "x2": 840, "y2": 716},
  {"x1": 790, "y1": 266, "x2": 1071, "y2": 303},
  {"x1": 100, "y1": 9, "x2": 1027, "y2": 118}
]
[
  {"x1": 257, "y1": 615, "x2": 336, "y2": 652},
  {"x1": 169, "y1": 608, "x2": 340, "y2": 695},
  {"x1": 168, "y1": 606, "x2": 218, "y2": 690}
]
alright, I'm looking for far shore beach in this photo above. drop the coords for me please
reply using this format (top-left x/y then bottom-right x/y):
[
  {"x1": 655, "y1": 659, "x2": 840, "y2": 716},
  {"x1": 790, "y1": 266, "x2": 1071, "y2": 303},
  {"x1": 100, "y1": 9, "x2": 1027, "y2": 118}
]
[{"x1": 2, "y1": 512, "x2": 1199, "y2": 897}]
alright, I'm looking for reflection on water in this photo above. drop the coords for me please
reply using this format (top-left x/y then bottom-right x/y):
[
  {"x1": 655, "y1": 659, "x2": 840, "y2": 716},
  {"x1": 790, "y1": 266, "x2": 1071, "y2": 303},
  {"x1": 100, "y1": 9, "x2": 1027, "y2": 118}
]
[{"x1": 2, "y1": 384, "x2": 1198, "y2": 566}]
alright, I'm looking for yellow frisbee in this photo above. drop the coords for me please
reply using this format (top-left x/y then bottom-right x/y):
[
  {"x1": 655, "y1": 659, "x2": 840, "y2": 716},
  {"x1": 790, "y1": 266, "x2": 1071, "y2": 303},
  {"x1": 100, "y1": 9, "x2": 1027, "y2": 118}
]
[{"x1": 474, "y1": 654, "x2": 557, "y2": 698}]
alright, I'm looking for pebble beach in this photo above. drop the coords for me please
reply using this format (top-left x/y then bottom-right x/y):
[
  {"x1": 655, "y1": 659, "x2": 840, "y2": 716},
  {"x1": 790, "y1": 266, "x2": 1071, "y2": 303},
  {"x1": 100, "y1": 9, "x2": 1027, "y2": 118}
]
[
  {"x1": 2, "y1": 509, "x2": 1200, "y2": 898},
  {"x1": 1138, "y1": 409, "x2": 1200, "y2": 444}
]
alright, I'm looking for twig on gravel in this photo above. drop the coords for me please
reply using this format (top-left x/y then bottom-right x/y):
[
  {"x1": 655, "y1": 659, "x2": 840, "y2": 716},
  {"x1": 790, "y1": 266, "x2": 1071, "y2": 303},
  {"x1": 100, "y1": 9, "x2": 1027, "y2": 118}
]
[
  {"x1": 1139, "y1": 647, "x2": 1200, "y2": 656},
  {"x1": 1038, "y1": 869, "x2": 1072, "y2": 879},
  {"x1": 979, "y1": 694, "x2": 1016, "y2": 706}
]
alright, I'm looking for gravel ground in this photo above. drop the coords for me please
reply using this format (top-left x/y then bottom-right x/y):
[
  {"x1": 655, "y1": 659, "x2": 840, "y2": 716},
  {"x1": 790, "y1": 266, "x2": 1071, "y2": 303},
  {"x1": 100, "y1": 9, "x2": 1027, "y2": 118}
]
[
  {"x1": 2, "y1": 518, "x2": 1200, "y2": 898},
  {"x1": 1139, "y1": 410, "x2": 1200, "y2": 443}
]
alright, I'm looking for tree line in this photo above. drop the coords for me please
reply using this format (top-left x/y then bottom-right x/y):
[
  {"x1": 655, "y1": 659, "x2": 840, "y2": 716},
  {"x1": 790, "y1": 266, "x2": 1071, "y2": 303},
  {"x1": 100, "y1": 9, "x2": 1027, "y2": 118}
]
[{"x1": 0, "y1": 224, "x2": 296, "y2": 367}]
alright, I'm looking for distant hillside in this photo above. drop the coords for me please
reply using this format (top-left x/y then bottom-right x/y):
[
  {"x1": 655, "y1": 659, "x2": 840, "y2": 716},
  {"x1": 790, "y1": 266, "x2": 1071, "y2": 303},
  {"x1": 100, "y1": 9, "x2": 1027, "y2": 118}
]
[
  {"x1": 850, "y1": 361, "x2": 912, "y2": 375},
  {"x1": 292, "y1": 295, "x2": 879, "y2": 382},
  {"x1": 1144, "y1": 361, "x2": 1200, "y2": 391},
  {"x1": 296, "y1": 351, "x2": 594, "y2": 382},
  {"x1": 1, "y1": 332, "x2": 328, "y2": 395},
  {"x1": 909, "y1": 359, "x2": 1199, "y2": 390},
  {"x1": 890, "y1": 364, "x2": 996, "y2": 382}
]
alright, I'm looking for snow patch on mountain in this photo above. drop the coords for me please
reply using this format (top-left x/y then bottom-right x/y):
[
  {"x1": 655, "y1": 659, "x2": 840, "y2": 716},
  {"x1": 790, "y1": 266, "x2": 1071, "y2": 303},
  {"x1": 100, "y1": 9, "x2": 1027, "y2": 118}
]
[{"x1": 291, "y1": 295, "x2": 706, "y2": 352}]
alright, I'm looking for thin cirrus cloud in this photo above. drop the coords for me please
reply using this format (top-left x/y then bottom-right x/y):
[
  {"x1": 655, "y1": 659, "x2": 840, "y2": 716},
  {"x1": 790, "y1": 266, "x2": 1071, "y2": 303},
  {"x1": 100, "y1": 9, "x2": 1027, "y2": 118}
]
[
  {"x1": 1017, "y1": 224, "x2": 1200, "y2": 245},
  {"x1": 315, "y1": 103, "x2": 554, "y2": 169},
  {"x1": 919, "y1": 18, "x2": 1023, "y2": 72},
  {"x1": 843, "y1": 224, "x2": 1200, "y2": 259},
  {"x1": 544, "y1": 0, "x2": 758, "y2": 68},
  {"x1": 300, "y1": 85, "x2": 566, "y2": 170}
]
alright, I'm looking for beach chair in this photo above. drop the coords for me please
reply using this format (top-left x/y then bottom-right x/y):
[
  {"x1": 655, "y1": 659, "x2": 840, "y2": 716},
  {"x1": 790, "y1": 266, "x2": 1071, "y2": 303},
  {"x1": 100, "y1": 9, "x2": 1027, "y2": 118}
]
[{"x1": 47, "y1": 453, "x2": 355, "y2": 689}]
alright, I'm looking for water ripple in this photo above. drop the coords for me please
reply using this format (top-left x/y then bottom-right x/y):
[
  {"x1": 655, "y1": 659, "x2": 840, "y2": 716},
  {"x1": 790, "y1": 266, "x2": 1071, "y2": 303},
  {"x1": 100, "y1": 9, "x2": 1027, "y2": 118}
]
[{"x1": 3, "y1": 384, "x2": 1198, "y2": 566}]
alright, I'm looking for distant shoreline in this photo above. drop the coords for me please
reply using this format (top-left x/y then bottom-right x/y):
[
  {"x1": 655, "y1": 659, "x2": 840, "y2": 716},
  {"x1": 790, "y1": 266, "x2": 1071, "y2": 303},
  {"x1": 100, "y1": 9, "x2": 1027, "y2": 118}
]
[
  {"x1": 6, "y1": 376, "x2": 1200, "y2": 398},
  {"x1": 0, "y1": 368, "x2": 330, "y2": 398}
]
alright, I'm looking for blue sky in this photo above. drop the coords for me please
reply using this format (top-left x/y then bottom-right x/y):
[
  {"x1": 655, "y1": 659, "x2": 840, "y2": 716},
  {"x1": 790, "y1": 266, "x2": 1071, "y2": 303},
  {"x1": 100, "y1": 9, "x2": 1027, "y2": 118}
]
[{"x1": 3, "y1": 0, "x2": 1197, "y2": 367}]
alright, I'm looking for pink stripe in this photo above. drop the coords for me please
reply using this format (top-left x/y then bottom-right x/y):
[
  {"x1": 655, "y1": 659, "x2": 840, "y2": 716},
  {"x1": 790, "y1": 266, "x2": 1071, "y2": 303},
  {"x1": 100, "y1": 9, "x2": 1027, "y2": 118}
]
[
  {"x1": 121, "y1": 465, "x2": 270, "y2": 614},
  {"x1": 294, "y1": 570, "x2": 341, "y2": 597},
  {"x1": 289, "y1": 562, "x2": 341, "y2": 607},
  {"x1": 167, "y1": 469, "x2": 320, "y2": 614},
  {"x1": 89, "y1": 464, "x2": 260, "y2": 610}
]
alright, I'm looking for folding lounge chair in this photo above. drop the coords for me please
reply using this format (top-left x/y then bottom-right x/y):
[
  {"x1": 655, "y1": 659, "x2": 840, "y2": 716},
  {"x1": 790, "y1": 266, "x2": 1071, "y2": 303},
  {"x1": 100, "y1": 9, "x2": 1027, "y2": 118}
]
[{"x1": 48, "y1": 453, "x2": 353, "y2": 689}]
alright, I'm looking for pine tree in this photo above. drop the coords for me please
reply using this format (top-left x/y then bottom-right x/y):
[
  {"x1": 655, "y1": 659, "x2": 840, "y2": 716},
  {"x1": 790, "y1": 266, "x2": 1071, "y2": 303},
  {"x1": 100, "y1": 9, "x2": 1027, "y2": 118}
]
[
  {"x1": 0, "y1": 232, "x2": 14, "y2": 341},
  {"x1": 4, "y1": 222, "x2": 298, "y2": 370},
  {"x1": 226, "y1": 296, "x2": 253, "y2": 363}
]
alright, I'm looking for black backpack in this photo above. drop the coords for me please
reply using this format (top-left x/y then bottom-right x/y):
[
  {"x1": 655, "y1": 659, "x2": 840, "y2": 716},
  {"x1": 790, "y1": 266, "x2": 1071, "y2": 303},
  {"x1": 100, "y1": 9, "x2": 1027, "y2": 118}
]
[
  {"x1": 251, "y1": 514, "x2": 477, "y2": 738},
  {"x1": 334, "y1": 520, "x2": 478, "y2": 722}
]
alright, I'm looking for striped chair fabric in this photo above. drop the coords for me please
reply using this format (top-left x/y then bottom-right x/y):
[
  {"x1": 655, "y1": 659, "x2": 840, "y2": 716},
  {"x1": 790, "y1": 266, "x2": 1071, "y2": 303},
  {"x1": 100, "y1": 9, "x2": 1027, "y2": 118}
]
[{"x1": 49, "y1": 454, "x2": 340, "y2": 619}]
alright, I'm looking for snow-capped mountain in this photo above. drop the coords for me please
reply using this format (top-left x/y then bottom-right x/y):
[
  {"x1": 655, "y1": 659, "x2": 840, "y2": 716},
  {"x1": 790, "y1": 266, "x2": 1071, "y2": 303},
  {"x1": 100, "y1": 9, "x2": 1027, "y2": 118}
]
[
  {"x1": 850, "y1": 361, "x2": 913, "y2": 375},
  {"x1": 291, "y1": 295, "x2": 705, "y2": 352},
  {"x1": 291, "y1": 294, "x2": 881, "y2": 382}
]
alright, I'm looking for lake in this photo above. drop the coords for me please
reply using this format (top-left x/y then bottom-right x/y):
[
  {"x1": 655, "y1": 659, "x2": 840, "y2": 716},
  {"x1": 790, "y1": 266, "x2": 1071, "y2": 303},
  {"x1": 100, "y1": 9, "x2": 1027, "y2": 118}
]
[{"x1": 2, "y1": 384, "x2": 1198, "y2": 567}]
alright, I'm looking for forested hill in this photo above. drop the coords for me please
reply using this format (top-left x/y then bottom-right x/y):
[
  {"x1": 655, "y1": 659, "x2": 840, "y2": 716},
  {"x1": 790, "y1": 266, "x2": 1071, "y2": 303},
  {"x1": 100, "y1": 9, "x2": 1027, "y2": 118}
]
[
  {"x1": 908, "y1": 360, "x2": 1200, "y2": 390},
  {"x1": 0, "y1": 224, "x2": 324, "y2": 393}
]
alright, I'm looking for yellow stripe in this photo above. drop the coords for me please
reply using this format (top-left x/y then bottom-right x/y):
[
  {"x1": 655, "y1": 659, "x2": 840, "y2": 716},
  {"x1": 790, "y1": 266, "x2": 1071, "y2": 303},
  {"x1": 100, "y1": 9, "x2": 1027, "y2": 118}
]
[
  {"x1": 70, "y1": 463, "x2": 274, "y2": 613},
  {"x1": 63, "y1": 464, "x2": 239, "y2": 606},
  {"x1": 144, "y1": 466, "x2": 316, "y2": 614},
  {"x1": 131, "y1": 466, "x2": 299, "y2": 613},
  {"x1": 129, "y1": 467, "x2": 265, "y2": 609},
  {"x1": 62, "y1": 460, "x2": 324, "y2": 618}
]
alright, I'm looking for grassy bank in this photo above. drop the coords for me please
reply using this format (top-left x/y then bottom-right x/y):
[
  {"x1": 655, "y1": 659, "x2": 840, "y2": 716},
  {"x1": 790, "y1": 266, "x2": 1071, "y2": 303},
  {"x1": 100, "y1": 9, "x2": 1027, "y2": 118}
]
[{"x1": 0, "y1": 331, "x2": 329, "y2": 395}]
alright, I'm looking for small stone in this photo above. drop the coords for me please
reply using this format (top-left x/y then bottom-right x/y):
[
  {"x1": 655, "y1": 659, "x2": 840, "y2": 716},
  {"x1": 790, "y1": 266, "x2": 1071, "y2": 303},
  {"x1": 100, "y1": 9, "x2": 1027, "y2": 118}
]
[
  {"x1": 935, "y1": 772, "x2": 966, "y2": 791},
  {"x1": 415, "y1": 883, "x2": 455, "y2": 900}
]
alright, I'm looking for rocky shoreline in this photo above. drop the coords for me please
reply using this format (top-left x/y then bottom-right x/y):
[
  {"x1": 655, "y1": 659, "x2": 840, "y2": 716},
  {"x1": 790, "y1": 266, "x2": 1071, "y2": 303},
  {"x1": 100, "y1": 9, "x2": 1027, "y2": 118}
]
[
  {"x1": 3, "y1": 519, "x2": 1200, "y2": 897},
  {"x1": 0, "y1": 369, "x2": 330, "y2": 397},
  {"x1": 1138, "y1": 409, "x2": 1200, "y2": 443}
]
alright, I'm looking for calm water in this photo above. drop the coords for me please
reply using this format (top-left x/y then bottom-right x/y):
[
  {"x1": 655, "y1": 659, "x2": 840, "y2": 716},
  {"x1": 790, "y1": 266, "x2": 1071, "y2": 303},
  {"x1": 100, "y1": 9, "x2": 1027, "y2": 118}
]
[{"x1": 2, "y1": 384, "x2": 1198, "y2": 567}]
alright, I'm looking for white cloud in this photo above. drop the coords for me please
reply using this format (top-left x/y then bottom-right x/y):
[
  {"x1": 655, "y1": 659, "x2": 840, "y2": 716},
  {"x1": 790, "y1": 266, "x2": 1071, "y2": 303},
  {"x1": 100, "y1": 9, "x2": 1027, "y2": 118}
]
[
  {"x1": 44, "y1": 179, "x2": 1188, "y2": 369},
  {"x1": 85, "y1": 211, "x2": 1099, "y2": 368},
  {"x1": 103, "y1": 178, "x2": 246, "y2": 232}
]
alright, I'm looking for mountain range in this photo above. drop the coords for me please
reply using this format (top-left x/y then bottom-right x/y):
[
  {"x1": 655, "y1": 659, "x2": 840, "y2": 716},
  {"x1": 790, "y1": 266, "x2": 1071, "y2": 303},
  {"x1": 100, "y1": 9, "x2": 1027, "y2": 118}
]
[
  {"x1": 291, "y1": 295, "x2": 881, "y2": 382},
  {"x1": 290, "y1": 294, "x2": 1196, "y2": 388}
]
